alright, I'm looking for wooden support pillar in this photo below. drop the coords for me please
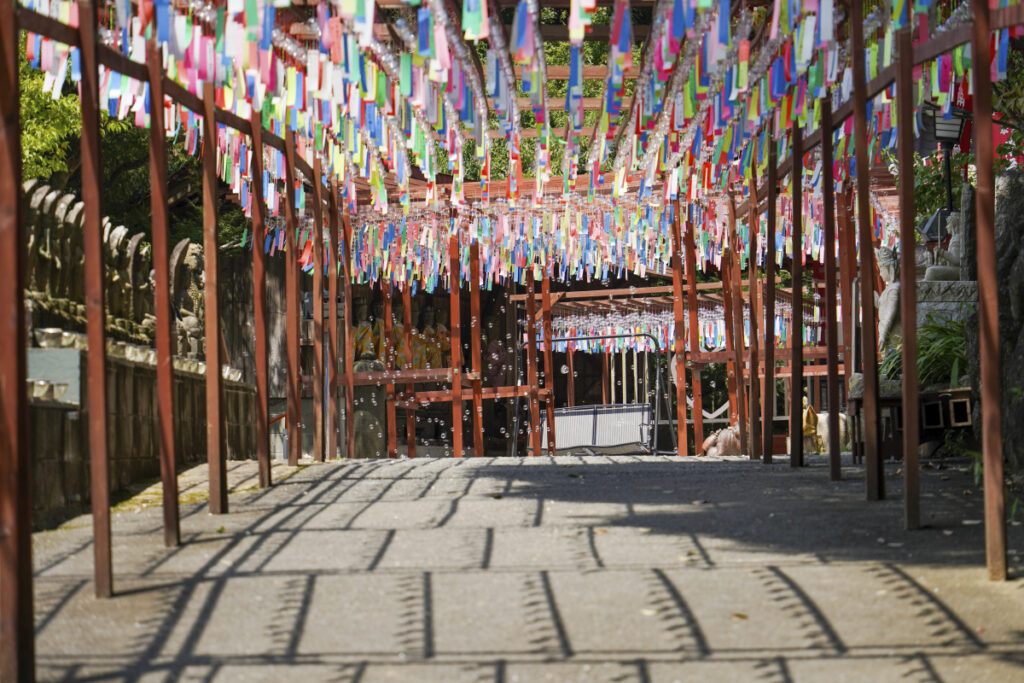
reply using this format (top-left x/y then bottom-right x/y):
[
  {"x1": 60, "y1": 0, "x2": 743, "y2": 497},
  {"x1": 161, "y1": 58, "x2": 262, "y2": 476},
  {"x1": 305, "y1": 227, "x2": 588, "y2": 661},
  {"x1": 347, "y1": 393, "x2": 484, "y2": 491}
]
[
  {"x1": 250, "y1": 112, "x2": 271, "y2": 484},
  {"x1": 147, "y1": 41, "x2": 179, "y2": 543},
  {"x1": 896, "y1": 26, "x2": 920, "y2": 528},
  {"x1": 311, "y1": 159, "x2": 325, "y2": 462},
  {"x1": 791, "y1": 125, "x2": 804, "y2": 468},
  {"x1": 0, "y1": 0, "x2": 36, "y2": 672},
  {"x1": 671, "y1": 201, "x2": 689, "y2": 455},
  {"x1": 383, "y1": 284, "x2": 397, "y2": 458},
  {"x1": 721, "y1": 232, "x2": 740, "y2": 430},
  {"x1": 971, "y1": 0, "x2": 1006, "y2": 581},
  {"x1": 470, "y1": 244, "x2": 484, "y2": 456},
  {"x1": 78, "y1": 0, "x2": 113, "y2": 597},
  {"x1": 402, "y1": 283, "x2": 416, "y2": 458},
  {"x1": 284, "y1": 129, "x2": 302, "y2": 466},
  {"x1": 851, "y1": 1, "x2": 883, "y2": 500},
  {"x1": 727, "y1": 196, "x2": 748, "y2": 456},
  {"x1": 327, "y1": 179, "x2": 340, "y2": 461},
  {"x1": 821, "y1": 96, "x2": 841, "y2": 481},
  {"x1": 342, "y1": 213, "x2": 355, "y2": 458},
  {"x1": 566, "y1": 347, "x2": 576, "y2": 407},
  {"x1": 839, "y1": 186, "x2": 856, "y2": 385},
  {"x1": 600, "y1": 353, "x2": 609, "y2": 405},
  {"x1": 449, "y1": 229, "x2": 464, "y2": 458},
  {"x1": 748, "y1": 141, "x2": 762, "y2": 461},
  {"x1": 525, "y1": 269, "x2": 541, "y2": 455},
  {"x1": 202, "y1": 82, "x2": 227, "y2": 511},
  {"x1": 684, "y1": 215, "x2": 704, "y2": 450},
  {"x1": 763, "y1": 128, "x2": 778, "y2": 464},
  {"x1": 541, "y1": 273, "x2": 556, "y2": 456}
]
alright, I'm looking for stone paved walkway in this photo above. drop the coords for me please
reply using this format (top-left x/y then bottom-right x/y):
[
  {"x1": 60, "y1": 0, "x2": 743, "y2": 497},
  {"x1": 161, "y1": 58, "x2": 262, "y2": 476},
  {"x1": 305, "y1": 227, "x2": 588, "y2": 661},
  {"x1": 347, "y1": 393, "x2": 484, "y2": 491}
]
[{"x1": 32, "y1": 455, "x2": 1024, "y2": 682}]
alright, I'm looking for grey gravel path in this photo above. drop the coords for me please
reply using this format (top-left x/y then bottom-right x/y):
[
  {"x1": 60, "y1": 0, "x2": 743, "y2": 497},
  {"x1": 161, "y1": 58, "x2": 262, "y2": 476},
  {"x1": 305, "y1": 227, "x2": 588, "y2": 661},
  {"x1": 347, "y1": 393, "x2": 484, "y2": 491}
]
[{"x1": 32, "y1": 455, "x2": 1024, "y2": 682}]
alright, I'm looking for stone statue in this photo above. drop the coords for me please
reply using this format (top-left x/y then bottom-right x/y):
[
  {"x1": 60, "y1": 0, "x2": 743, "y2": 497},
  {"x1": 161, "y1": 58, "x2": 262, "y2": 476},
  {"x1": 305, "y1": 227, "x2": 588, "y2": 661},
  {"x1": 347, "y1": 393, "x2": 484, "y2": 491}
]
[
  {"x1": 876, "y1": 246, "x2": 901, "y2": 352},
  {"x1": 353, "y1": 298, "x2": 375, "y2": 360},
  {"x1": 925, "y1": 210, "x2": 963, "y2": 281},
  {"x1": 352, "y1": 352, "x2": 386, "y2": 458}
]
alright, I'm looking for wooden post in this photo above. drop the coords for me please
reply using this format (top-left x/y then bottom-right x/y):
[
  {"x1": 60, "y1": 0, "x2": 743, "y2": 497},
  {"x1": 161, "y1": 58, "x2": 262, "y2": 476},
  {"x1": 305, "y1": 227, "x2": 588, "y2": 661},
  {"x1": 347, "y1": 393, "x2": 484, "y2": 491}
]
[
  {"x1": 566, "y1": 347, "x2": 576, "y2": 407},
  {"x1": 684, "y1": 215, "x2": 704, "y2": 451},
  {"x1": 896, "y1": 27, "x2": 919, "y2": 527},
  {"x1": 526, "y1": 269, "x2": 542, "y2": 455},
  {"x1": 763, "y1": 127, "x2": 778, "y2": 464},
  {"x1": 341, "y1": 212, "x2": 355, "y2": 458},
  {"x1": 449, "y1": 229, "x2": 464, "y2": 458},
  {"x1": 851, "y1": 1, "x2": 883, "y2": 500},
  {"x1": 601, "y1": 353, "x2": 609, "y2": 405},
  {"x1": 748, "y1": 141, "x2": 762, "y2": 461},
  {"x1": 202, "y1": 82, "x2": 227, "y2": 511},
  {"x1": 251, "y1": 112, "x2": 271, "y2": 484},
  {"x1": 727, "y1": 196, "x2": 748, "y2": 456},
  {"x1": 470, "y1": 244, "x2": 484, "y2": 456},
  {"x1": 79, "y1": 0, "x2": 112, "y2": 596},
  {"x1": 821, "y1": 96, "x2": 841, "y2": 481},
  {"x1": 147, "y1": 41, "x2": 179, "y2": 543},
  {"x1": 311, "y1": 159, "x2": 325, "y2": 462},
  {"x1": 402, "y1": 282, "x2": 416, "y2": 458},
  {"x1": 671, "y1": 201, "x2": 689, "y2": 455},
  {"x1": 721, "y1": 228, "x2": 740, "y2": 429},
  {"x1": 383, "y1": 284, "x2": 397, "y2": 458},
  {"x1": 971, "y1": 0, "x2": 1006, "y2": 581},
  {"x1": 284, "y1": 129, "x2": 302, "y2": 466},
  {"x1": 839, "y1": 186, "x2": 857, "y2": 386},
  {"x1": 327, "y1": 179, "x2": 340, "y2": 461},
  {"x1": 0, "y1": 0, "x2": 36, "y2": 672},
  {"x1": 541, "y1": 272, "x2": 556, "y2": 456},
  {"x1": 790, "y1": 125, "x2": 804, "y2": 468}
]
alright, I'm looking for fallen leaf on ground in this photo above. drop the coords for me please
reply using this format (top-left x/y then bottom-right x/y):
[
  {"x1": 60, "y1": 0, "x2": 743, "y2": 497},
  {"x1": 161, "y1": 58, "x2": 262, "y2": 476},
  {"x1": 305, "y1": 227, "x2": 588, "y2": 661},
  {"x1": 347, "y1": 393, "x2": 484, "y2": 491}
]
[{"x1": 732, "y1": 613, "x2": 749, "y2": 620}]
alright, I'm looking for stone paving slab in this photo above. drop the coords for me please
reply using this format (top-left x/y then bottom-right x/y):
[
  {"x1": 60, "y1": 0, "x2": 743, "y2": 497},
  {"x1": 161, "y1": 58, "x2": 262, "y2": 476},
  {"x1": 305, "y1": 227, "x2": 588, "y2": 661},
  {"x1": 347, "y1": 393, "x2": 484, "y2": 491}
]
[{"x1": 31, "y1": 455, "x2": 1024, "y2": 682}]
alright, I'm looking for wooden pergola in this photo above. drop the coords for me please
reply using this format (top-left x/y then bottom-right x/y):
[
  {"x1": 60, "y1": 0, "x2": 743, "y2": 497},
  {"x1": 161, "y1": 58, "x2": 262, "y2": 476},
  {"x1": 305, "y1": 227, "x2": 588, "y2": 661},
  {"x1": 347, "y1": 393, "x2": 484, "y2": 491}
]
[{"x1": 2, "y1": 0, "x2": 1021, "y2": 678}]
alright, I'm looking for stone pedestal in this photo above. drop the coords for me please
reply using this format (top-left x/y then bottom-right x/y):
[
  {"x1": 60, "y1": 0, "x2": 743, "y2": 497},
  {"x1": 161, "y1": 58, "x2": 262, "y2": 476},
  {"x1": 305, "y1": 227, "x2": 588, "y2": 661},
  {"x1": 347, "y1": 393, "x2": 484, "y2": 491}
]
[{"x1": 916, "y1": 280, "x2": 978, "y2": 328}]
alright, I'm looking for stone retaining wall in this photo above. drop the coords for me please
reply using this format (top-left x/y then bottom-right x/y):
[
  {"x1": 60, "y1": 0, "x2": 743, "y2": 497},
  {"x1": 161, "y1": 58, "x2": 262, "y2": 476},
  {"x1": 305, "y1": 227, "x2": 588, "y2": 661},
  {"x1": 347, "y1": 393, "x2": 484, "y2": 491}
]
[{"x1": 30, "y1": 353, "x2": 256, "y2": 518}]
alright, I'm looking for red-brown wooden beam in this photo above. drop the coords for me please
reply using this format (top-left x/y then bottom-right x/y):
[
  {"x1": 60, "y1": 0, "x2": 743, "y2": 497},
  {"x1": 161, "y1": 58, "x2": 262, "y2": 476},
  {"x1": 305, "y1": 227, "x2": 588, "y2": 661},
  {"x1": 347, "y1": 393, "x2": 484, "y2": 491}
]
[
  {"x1": 721, "y1": 225, "x2": 740, "y2": 431},
  {"x1": 728, "y1": 195, "x2": 748, "y2": 456},
  {"x1": 748, "y1": 137, "x2": 762, "y2": 461},
  {"x1": 0, "y1": 0, "x2": 35, "y2": 673},
  {"x1": 327, "y1": 178, "x2": 340, "y2": 461},
  {"x1": 972, "y1": 0, "x2": 1007, "y2": 581},
  {"x1": 566, "y1": 347, "x2": 576, "y2": 407},
  {"x1": 684, "y1": 214, "x2": 704, "y2": 451},
  {"x1": 763, "y1": 126, "x2": 778, "y2": 465},
  {"x1": 790, "y1": 125, "x2": 804, "y2": 469},
  {"x1": 821, "y1": 95, "x2": 841, "y2": 482},
  {"x1": 449, "y1": 229, "x2": 464, "y2": 457},
  {"x1": 202, "y1": 81, "x2": 227, "y2": 512},
  {"x1": 840, "y1": 186, "x2": 857, "y2": 386},
  {"x1": 470, "y1": 244, "x2": 484, "y2": 457},
  {"x1": 284, "y1": 129, "x2": 302, "y2": 466},
  {"x1": 541, "y1": 272, "x2": 556, "y2": 456},
  {"x1": 671, "y1": 200, "x2": 688, "y2": 455},
  {"x1": 342, "y1": 212, "x2": 355, "y2": 458},
  {"x1": 311, "y1": 159, "x2": 325, "y2": 462},
  {"x1": 147, "y1": 40, "x2": 180, "y2": 543},
  {"x1": 526, "y1": 270, "x2": 542, "y2": 455},
  {"x1": 851, "y1": 1, "x2": 883, "y2": 500},
  {"x1": 383, "y1": 284, "x2": 397, "y2": 458},
  {"x1": 79, "y1": 0, "x2": 112, "y2": 596},
  {"x1": 601, "y1": 354, "x2": 609, "y2": 405},
  {"x1": 251, "y1": 112, "x2": 271, "y2": 484},
  {"x1": 896, "y1": 27, "x2": 920, "y2": 526},
  {"x1": 402, "y1": 283, "x2": 416, "y2": 458}
]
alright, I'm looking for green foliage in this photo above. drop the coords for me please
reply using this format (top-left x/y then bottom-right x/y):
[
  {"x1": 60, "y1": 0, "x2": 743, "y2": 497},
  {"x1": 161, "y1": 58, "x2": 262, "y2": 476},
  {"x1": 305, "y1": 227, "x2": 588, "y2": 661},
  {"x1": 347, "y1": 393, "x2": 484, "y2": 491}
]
[
  {"x1": 19, "y1": 37, "x2": 247, "y2": 251},
  {"x1": 879, "y1": 311, "x2": 970, "y2": 388}
]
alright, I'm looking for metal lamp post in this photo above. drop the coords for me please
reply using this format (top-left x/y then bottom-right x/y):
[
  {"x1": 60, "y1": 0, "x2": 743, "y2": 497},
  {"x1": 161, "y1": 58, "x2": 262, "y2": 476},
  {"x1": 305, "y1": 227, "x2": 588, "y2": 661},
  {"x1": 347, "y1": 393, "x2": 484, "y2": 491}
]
[{"x1": 919, "y1": 102, "x2": 971, "y2": 243}]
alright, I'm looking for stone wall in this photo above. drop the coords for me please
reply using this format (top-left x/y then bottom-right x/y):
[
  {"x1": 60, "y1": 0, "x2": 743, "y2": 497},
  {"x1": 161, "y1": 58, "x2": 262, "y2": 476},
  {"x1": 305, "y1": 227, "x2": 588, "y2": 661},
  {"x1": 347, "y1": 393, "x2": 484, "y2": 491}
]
[
  {"x1": 30, "y1": 353, "x2": 256, "y2": 519},
  {"x1": 964, "y1": 172, "x2": 1024, "y2": 472}
]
